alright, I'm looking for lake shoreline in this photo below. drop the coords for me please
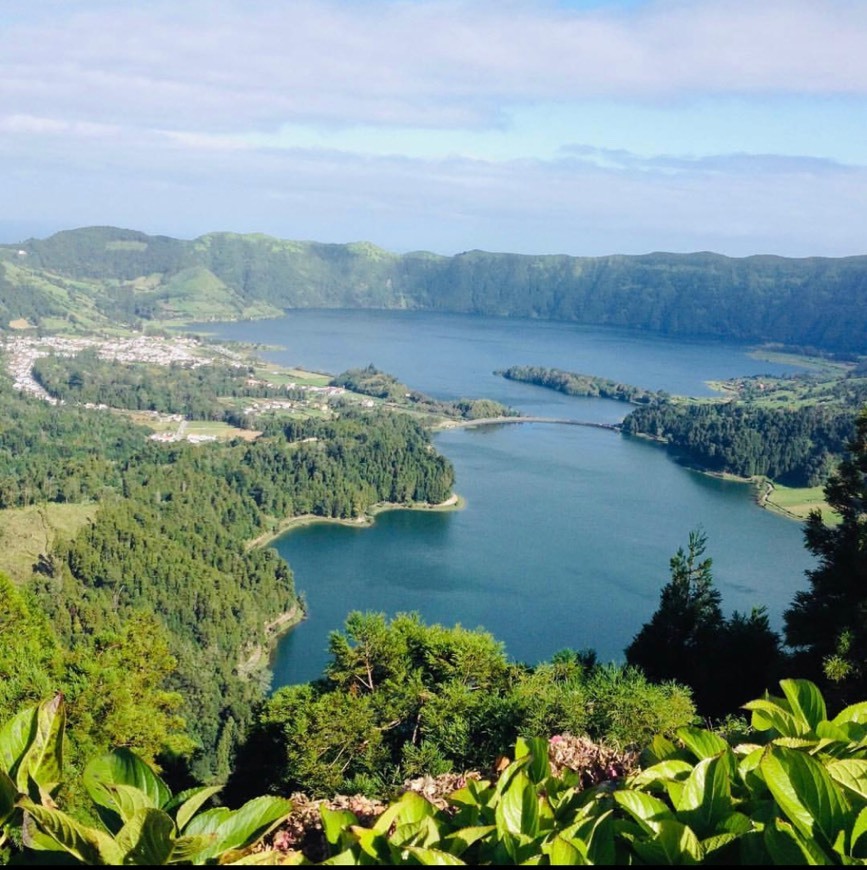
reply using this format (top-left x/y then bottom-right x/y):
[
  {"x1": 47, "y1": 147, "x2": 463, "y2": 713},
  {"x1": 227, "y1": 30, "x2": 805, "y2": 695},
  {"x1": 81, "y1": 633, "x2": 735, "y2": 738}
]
[{"x1": 247, "y1": 493, "x2": 466, "y2": 551}]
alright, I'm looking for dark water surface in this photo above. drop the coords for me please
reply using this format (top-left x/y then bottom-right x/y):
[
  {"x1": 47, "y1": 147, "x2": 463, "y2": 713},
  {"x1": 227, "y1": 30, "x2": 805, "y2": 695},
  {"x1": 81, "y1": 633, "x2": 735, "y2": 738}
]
[{"x1": 193, "y1": 311, "x2": 814, "y2": 685}]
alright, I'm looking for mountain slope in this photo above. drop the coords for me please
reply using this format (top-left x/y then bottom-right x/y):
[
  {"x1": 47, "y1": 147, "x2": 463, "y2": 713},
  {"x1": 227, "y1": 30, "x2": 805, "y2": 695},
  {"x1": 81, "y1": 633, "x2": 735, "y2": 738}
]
[{"x1": 3, "y1": 227, "x2": 867, "y2": 353}]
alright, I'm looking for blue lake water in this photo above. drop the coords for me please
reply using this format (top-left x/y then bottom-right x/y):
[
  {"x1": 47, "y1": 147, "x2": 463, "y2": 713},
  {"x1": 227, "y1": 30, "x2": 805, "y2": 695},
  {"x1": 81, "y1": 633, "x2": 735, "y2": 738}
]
[{"x1": 192, "y1": 311, "x2": 814, "y2": 685}]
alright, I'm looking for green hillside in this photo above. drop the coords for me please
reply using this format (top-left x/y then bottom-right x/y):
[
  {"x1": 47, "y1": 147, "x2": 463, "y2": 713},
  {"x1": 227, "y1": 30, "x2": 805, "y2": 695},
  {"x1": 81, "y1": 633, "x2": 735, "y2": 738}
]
[{"x1": 3, "y1": 226, "x2": 867, "y2": 352}]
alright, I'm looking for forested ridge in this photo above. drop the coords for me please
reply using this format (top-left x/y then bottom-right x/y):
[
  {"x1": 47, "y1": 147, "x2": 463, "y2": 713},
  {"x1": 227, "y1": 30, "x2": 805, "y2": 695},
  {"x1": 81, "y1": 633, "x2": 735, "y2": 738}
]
[
  {"x1": 4, "y1": 225, "x2": 867, "y2": 352},
  {"x1": 498, "y1": 364, "x2": 666, "y2": 405}
]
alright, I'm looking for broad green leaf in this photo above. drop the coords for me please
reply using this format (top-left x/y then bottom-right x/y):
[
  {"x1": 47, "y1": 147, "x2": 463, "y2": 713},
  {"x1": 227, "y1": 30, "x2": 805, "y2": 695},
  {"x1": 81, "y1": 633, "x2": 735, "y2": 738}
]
[
  {"x1": 827, "y1": 758, "x2": 867, "y2": 803},
  {"x1": 643, "y1": 734, "x2": 679, "y2": 765},
  {"x1": 631, "y1": 758, "x2": 694, "y2": 788},
  {"x1": 320, "y1": 804, "x2": 359, "y2": 849},
  {"x1": 21, "y1": 810, "x2": 71, "y2": 853},
  {"x1": 391, "y1": 816, "x2": 442, "y2": 849},
  {"x1": 764, "y1": 816, "x2": 832, "y2": 865},
  {"x1": 833, "y1": 701, "x2": 867, "y2": 727},
  {"x1": 630, "y1": 818, "x2": 703, "y2": 865},
  {"x1": 20, "y1": 799, "x2": 123, "y2": 865},
  {"x1": 104, "y1": 782, "x2": 160, "y2": 825},
  {"x1": 442, "y1": 824, "x2": 496, "y2": 856},
  {"x1": 320, "y1": 847, "x2": 362, "y2": 865},
  {"x1": 760, "y1": 745, "x2": 850, "y2": 846},
  {"x1": 780, "y1": 680, "x2": 827, "y2": 733},
  {"x1": 744, "y1": 697, "x2": 798, "y2": 736},
  {"x1": 676, "y1": 726, "x2": 729, "y2": 761},
  {"x1": 700, "y1": 831, "x2": 739, "y2": 860},
  {"x1": 544, "y1": 834, "x2": 588, "y2": 865},
  {"x1": 0, "y1": 767, "x2": 17, "y2": 824},
  {"x1": 632, "y1": 759, "x2": 693, "y2": 806},
  {"x1": 455, "y1": 777, "x2": 492, "y2": 807},
  {"x1": 114, "y1": 807, "x2": 176, "y2": 865},
  {"x1": 349, "y1": 825, "x2": 390, "y2": 861},
  {"x1": 613, "y1": 789, "x2": 675, "y2": 833},
  {"x1": 491, "y1": 754, "x2": 531, "y2": 802},
  {"x1": 494, "y1": 770, "x2": 539, "y2": 839},
  {"x1": 515, "y1": 737, "x2": 550, "y2": 784},
  {"x1": 208, "y1": 795, "x2": 293, "y2": 857},
  {"x1": 816, "y1": 720, "x2": 851, "y2": 743},
  {"x1": 851, "y1": 806, "x2": 867, "y2": 858},
  {"x1": 738, "y1": 747, "x2": 768, "y2": 796},
  {"x1": 401, "y1": 845, "x2": 467, "y2": 864},
  {"x1": 585, "y1": 810, "x2": 616, "y2": 866},
  {"x1": 775, "y1": 736, "x2": 821, "y2": 750},
  {"x1": 719, "y1": 811, "x2": 754, "y2": 834},
  {"x1": 172, "y1": 784, "x2": 223, "y2": 832},
  {"x1": 16, "y1": 695, "x2": 65, "y2": 797},
  {"x1": 676, "y1": 756, "x2": 732, "y2": 838},
  {"x1": 183, "y1": 805, "x2": 232, "y2": 836},
  {"x1": 0, "y1": 706, "x2": 37, "y2": 777},
  {"x1": 372, "y1": 791, "x2": 434, "y2": 834},
  {"x1": 167, "y1": 833, "x2": 220, "y2": 864},
  {"x1": 84, "y1": 748, "x2": 171, "y2": 833}
]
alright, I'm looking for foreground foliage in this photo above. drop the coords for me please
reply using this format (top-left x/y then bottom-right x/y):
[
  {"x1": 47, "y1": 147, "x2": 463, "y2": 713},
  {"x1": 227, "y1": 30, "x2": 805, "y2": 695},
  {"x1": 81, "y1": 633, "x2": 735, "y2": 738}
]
[
  {"x1": 0, "y1": 695, "x2": 292, "y2": 864},
  {"x1": 275, "y1": 678, "x2": 867, "y2": 865},
  {"x1": 229, "y1": 612, "x2": 696, "y2": 802},
  {"x1": 8, "y1": 679, "x2": 867, "y2": 864}
]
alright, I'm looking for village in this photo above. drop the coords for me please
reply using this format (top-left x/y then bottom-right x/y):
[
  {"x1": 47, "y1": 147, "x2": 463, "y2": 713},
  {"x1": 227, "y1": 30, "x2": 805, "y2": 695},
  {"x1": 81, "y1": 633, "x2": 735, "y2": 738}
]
[{"x1": 0, "y1": 333, "x2": 356, "y2": 442}]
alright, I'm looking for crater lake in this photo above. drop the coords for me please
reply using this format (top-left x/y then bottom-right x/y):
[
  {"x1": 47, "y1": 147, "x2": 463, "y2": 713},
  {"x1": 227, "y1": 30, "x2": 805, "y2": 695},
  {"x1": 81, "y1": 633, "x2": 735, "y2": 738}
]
[{"x1": 191, "y1": 310, "x2": 815, "y2": 686}]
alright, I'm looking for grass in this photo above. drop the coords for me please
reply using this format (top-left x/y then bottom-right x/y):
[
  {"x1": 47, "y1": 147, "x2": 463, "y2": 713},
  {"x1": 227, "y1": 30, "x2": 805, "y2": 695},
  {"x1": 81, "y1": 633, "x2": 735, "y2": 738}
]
[
  {"x1": 184, "y1": 421, "x2": 256, "y2": 440},
  {"x1": 256, "y1": 365, "x2": 332, "y2": 387},
  {"x1": 0, "y1": 502, "x2": 98, "y2": 583},
  {"x1": 760, "y1": 481, "x2": 839, "y2": 524},
  {"x1": 748, "y1": 348, "x2": 852, "y2": 377}
]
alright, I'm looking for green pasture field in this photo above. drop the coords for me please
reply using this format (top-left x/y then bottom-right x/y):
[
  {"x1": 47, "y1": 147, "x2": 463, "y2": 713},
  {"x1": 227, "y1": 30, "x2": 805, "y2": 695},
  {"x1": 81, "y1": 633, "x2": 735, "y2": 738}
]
[
  {"x1": 0, "y1": 502, "x2": 98, "y2": 583},
  {"x1": 762, "y1": 482, "x2": 839, "y2": 524}
]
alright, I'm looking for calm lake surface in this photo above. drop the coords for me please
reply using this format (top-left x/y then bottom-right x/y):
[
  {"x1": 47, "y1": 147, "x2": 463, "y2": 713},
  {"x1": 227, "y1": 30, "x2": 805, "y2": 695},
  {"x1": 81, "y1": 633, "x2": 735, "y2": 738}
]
[{"x1": 193, "y1": 310, "x2": 815, "y2": 686}]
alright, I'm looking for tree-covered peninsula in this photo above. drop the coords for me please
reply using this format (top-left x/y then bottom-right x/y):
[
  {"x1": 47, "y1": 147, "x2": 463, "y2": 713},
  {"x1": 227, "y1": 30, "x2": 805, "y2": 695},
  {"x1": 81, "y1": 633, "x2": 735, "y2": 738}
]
[
  {"x1": 497, "y1": 361, "x2": 866, "y2": 491},
  {"x1": 497, "y1": 365, "x2": 666, "y2": 405}
]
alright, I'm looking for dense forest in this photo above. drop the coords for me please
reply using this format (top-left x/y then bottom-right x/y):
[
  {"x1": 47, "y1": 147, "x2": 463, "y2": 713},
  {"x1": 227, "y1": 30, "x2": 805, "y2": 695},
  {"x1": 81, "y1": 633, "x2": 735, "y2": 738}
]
[
  {"x1": 0, "y1": 375, "x2": 454, "y2": 784},
  {"x1": 4, "y1": 225, "x2": 867, "y2": 352},
  {"x1": 621, "y1": 401, "x2": 855, "y2": 486}
]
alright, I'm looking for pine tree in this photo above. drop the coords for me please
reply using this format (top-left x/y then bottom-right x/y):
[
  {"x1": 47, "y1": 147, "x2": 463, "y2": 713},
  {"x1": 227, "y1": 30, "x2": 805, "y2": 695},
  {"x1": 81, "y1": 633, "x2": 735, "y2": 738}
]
[
  {"x1": 626, "y1": 529, "x2": 723, "y2": 695},
  {"x1": 627, "y1": 529, "x2": 783, "y2": 718},
  {"x1": 784, "y1": 407, "x2": 867, "y2": 698}
]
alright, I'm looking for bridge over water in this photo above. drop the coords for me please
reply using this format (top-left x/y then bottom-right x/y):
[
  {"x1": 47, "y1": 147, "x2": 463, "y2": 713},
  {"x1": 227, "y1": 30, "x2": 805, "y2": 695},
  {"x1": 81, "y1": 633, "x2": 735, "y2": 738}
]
[{"x1": 442, "y1": 416, "x2": 622, "y2": 432}]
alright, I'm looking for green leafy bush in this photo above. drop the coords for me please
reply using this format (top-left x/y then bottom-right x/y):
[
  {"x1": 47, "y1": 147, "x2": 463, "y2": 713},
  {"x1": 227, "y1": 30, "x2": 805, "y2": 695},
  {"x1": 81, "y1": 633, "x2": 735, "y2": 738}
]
[
  {"x1": 0, "y1": 695, "x2": 292, "y2": 865},
  {"x1": 279, "y1": 678, "x2": 867, "y2": 864},
  {"x1": 11, "y1": 679, "x2": 867, "y2": 864}
]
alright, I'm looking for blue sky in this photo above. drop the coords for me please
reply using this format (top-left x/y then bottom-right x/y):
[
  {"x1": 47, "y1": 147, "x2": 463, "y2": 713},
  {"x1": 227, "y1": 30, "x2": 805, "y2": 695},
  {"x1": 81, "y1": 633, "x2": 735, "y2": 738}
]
[{"x1": 2, "y1": 0, "x2": 866, "y2": 257}]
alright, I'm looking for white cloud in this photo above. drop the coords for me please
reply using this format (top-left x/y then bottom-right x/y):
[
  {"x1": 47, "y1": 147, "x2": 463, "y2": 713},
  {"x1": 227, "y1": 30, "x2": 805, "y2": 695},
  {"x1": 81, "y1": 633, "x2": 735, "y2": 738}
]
[
  {"x1": 1, "y1": 118, "x2": 864, "y2": 257},
  {"x1": 2, "y1": 1, "x2": 865, "y2": 256},
  {"x1": 3, "y1": 0, "x2": 867, "y2": 134}
]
